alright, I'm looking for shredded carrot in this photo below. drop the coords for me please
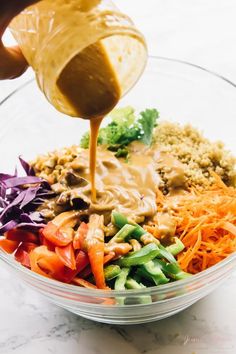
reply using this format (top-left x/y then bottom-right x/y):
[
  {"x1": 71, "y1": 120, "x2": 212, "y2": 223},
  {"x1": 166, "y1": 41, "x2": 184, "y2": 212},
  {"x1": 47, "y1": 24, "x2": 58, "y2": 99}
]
[{"x1": 148, "y1": 175, "x2": 236, "y2": 274}]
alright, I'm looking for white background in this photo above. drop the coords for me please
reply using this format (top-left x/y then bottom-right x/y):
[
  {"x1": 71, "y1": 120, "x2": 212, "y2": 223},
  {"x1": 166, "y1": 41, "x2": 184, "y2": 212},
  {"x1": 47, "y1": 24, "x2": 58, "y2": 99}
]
[{"x1": 1, "y1": 1, "x2": 236, "y2": 353}]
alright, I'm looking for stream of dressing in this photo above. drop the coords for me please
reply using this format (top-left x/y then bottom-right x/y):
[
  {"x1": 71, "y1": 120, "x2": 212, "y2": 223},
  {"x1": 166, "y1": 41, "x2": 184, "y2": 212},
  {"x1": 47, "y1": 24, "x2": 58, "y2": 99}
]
[{"x1": 57, "y1": 41, "x2": 121, "y2": 201}]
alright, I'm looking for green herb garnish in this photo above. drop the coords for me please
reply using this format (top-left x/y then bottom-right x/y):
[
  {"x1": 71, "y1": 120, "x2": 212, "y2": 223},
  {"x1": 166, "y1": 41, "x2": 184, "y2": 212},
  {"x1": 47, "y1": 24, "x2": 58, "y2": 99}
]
[{"x1": 80, "y1": 107, "x2": 159, "y2": 154}]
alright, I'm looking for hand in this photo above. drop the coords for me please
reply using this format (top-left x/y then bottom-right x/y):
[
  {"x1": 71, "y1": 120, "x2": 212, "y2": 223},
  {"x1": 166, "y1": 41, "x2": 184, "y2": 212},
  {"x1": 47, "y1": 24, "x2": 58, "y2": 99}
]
[{"x1": 0, "y1": 0, "x2": 40, "y2": 80}]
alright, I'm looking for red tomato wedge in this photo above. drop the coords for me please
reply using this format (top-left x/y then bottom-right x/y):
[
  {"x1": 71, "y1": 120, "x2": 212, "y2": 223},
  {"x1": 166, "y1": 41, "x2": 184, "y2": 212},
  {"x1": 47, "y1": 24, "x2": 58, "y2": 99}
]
[
  {"x1": 41, "y1": 222, "x2": 73, "y2": 247},
  {"x1": 5, "y1": 229, "x2": 38, "y2": 244},
  {"x1": 39, "y1": 228, "x2": 55, "y2": 251},
  {"x1": 0, "y1": 238, "x2": 20, "y2": 254},
  {"x1": 73, "y1": 222, "x2": 88, "y2": 250},
  {"x1": 55, "y1": 243, "x2": 76, "y2": 270},
  {"x1": 59, "y1": 250, "x2": 89, "y2": 283},
  {"x1": 15, "y1": 242, "x2": 37, "y2": 268},
  {"x1": 29, "y1": 245, "x2": 65, "y2": 279}
]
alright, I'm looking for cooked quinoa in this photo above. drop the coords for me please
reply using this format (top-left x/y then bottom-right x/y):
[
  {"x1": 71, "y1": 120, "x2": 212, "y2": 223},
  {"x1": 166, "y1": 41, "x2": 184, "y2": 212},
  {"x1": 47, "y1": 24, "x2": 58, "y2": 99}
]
[{"x1": 153, "y1": 122, "x2": 236, "y2": 188}]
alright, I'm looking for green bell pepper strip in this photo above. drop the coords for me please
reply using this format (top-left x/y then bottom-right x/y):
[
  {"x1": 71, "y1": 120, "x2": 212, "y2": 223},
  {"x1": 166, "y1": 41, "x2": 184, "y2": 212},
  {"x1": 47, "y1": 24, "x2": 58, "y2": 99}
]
[
  {"x1": 158, "y1": 244, "x2": 178, "y2": 264},
  {"x1": 115, "y1": 268, "x2": 130, "y2": 290},
  {"x1": 125, "y1": 277, "x2": 146, "y2": 290},
  {"x1": 104, "y1": 264, "x2": 121, "y2": 281},
  {"x1": 117, "y1": 243, "x2": 160, "y2": 267},
  {"x1": 137, "y1": 260, "x2": 169, "y2": 285},
  {"x1": 165, "y1": 237, "x2": 185, "y2": 256},
  {"x1": 111, "y1": 211, "x2": 149, "y2": 240},
  {"x1": 108, "y1": 224, "x2": 137, "y2": 244},
  {"x1": 154, "y1": 259, "x2": 191, "y2": 280},
  {"x1": 111, "y1": 212, "x2": 130, "y2": 229},
  {"x1": 115, "y1": 267, "x2": 130, "y2": 305},
  {"x1": 125, "y1": 277, "x2": 152, "y2": 304}
]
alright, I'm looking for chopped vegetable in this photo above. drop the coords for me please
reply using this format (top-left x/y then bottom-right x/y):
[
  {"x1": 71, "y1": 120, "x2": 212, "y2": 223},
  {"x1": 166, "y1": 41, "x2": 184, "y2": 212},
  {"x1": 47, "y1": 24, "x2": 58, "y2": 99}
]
[
  {"x1": 73, "y1": 222, "x2": 88, "y2": 250},
  {"x1": 165, "y1": 237, "x2": 185, "y2": 256},
  {"x1": 156, "y1": 260, "x2": 191, "y2": 280},
  {"x1": 85, "y1": 214, "x2": 107, "y2": 289},
  {"x1": 125, "y1": 277, "x2": 146, "y2": 290},
  {"x1": 137, "y1": 260, "x2": 169, "y2": 285},
  {"x1": 104, "y1": 264, "x2": 121, "y2": 281},
  {"x1": 117, "y1": 243, "x2": 160, "y2": 267},
  {"x1": 14, "y1": 242, "x2": 37, "y2": 268},
  {"x1": 0, "y1": 238, "x2": 20, "y2": 254},
  {"x1": 108, "y1": 224, "x2": 136, "y2": 244},
  {"x1": 80, "y1": 107, "x2": 159, "y2": 152},
  {"x1": 154, "y1": 174, "x2": 236, "y2": 274},
  {"x1": 29, "y1": 246, "x2": 65, "y2": 280},
  {"x1": 138, "y1": 109, "x2": 159, "y2": 145},
  {"x1": 41, "y1": 211, "x2": 79, "y2": 247},
  {"x1": 5, "y1": 229, "x2": 38, "y2": 244},
  {"x1": 158, "y1": 244, "x2": 178, "y2": 264},
  {"x1": 115, "y1": 268, "x2": 130, "y2": 291},
  {"x1": 112, "y1": 211, "x2": 154, "y2": 241},
  {"x1": 0, "y1": 159, "x2": 53, "y2": 233},
  {"x1": 55, "y1": 243, "x2": 76, "y2": 270},
  {"x1": 125, "y1": 277, "x2": 152, "y2": 304}
]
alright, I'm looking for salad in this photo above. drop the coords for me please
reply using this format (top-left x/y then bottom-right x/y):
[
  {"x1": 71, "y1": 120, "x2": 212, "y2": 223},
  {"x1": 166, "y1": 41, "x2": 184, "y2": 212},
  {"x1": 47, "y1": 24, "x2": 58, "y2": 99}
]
[{"x1": 0, "y1": 107, "x2": 236, "y2": 292}]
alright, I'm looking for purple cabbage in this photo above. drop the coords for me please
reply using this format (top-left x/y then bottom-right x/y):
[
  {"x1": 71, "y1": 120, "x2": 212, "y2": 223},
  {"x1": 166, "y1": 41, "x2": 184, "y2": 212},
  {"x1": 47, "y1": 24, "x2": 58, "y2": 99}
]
[
  {"x1": 19, "y1": 156, "x2": 35, "y2": 176},
  {"x1": 0, "y1": 158, "x2": 54, "y2": 234}
]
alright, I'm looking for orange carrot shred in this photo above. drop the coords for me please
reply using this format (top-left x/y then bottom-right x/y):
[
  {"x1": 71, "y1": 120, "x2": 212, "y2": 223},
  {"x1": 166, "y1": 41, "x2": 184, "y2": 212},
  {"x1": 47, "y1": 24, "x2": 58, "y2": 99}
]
[{"x1": 149, "y1": 173, "x2": 236, "y2": 274}]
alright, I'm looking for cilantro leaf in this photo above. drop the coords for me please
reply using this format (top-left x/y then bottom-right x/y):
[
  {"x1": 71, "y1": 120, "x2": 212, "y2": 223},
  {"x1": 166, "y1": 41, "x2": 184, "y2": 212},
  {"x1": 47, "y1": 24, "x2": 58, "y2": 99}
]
[
  {"x1": 138, "y1": 109, "x2": 159, "y2": 145},
  {"x1": 79, "y1": 107, "x2": 159, "y2": 153}
]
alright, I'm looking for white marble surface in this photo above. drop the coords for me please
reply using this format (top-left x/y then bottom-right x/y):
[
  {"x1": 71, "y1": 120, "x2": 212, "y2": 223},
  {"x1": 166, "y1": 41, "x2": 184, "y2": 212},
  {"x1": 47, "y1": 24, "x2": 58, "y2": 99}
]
[{"x1": 1, "y1": 1, "x2": 236, "y2": 353}]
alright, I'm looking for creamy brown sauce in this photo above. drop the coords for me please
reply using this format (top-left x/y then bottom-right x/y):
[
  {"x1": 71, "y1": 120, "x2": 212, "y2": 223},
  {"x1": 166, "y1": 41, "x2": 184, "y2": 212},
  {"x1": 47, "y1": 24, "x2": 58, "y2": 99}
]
[
  {"x1": 57, "y1": 41, "x2": 121, "y2": 201},
  {"x1": 155, "y1": 212, "x2": 176, "y2": 240},
  {"x1": 51, "y1": 146, "x2": 160, "y2": 224},
  {"x1": 151, "y1": 149, "x2": 187, "y2": 196},
  {"x1": 37, "y1": 141, "x2": 187, "y2": 235}
]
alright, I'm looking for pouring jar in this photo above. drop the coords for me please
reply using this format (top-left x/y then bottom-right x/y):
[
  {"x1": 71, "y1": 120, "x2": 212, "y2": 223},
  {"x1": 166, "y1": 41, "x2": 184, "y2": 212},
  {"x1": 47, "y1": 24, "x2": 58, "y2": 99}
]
[{"x1": 9, "y1": 0, "x2": 147, "y2": 118}]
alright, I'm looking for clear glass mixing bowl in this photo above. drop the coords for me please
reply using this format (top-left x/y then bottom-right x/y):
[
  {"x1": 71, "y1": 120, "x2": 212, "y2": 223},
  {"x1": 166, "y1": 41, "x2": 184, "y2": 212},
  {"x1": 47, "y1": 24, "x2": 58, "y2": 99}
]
[{"x1": 1, "y1": 57, "x2": 236, "y2": 324}]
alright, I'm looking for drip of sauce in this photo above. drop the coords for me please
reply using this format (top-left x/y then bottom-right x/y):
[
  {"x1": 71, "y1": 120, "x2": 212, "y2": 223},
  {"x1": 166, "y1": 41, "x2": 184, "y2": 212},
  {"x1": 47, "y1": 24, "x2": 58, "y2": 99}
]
[
  {"x1": 89, "y1": 117, "x2": 103, "y2": 202},
  {"x1": 57, "y1": 41, "x2": 121, "y2": 201}
]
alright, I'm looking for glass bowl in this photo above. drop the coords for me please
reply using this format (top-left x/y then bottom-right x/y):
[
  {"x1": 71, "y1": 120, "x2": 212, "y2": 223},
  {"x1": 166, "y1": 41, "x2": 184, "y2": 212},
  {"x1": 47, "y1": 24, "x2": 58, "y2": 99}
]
[{"x1": 1, "y1": 57, "x2": 236, "y2": 325}]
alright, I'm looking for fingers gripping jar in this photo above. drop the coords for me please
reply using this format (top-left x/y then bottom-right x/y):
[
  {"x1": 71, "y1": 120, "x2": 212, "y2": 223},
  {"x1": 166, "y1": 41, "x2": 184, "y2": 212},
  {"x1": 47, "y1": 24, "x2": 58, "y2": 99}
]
[{"x1": 9, "y1": 0, "x2": 147, "y2": 119}]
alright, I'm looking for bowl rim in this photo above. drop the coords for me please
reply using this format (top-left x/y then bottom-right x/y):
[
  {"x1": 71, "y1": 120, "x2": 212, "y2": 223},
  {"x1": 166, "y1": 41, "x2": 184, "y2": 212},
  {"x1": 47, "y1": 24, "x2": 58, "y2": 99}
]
[{"x1": 1, "y1": 55, "x2": 236, "y2": 297}]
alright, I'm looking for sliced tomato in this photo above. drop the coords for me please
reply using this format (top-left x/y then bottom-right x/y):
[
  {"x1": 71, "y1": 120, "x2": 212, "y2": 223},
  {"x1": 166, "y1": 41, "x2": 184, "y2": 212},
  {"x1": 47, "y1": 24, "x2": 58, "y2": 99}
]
[
  {"x1": 42, "y1": 222, "x2": 73, "y2": 247},
  {"x1": 5, "y1": 229, "x2": 38, "y2": 244},
  {"x1": 15, "y1": 242, "x2": 37, "y2": 268},
  {"x1": 29, "y1": 245, "x2": 65, "y2": 279},
  {"x1": 0, "y1": 238, "x2": 20, "y2": 254},
  {"x1": 55, "y1": 243, "x2": 76, "y2": 270},
  {"x1": 59, "y1": 250, "x2": 89, "y2": 283},
  {"x1": 73, "y1": 222, "x2": 88, "y2": 250},
  {"x1": 39, "y1": 228, "x2": 55, "y2": 251},
  {"x1": 15, "y1": 250, "x2": 30, "y2": 268}
]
